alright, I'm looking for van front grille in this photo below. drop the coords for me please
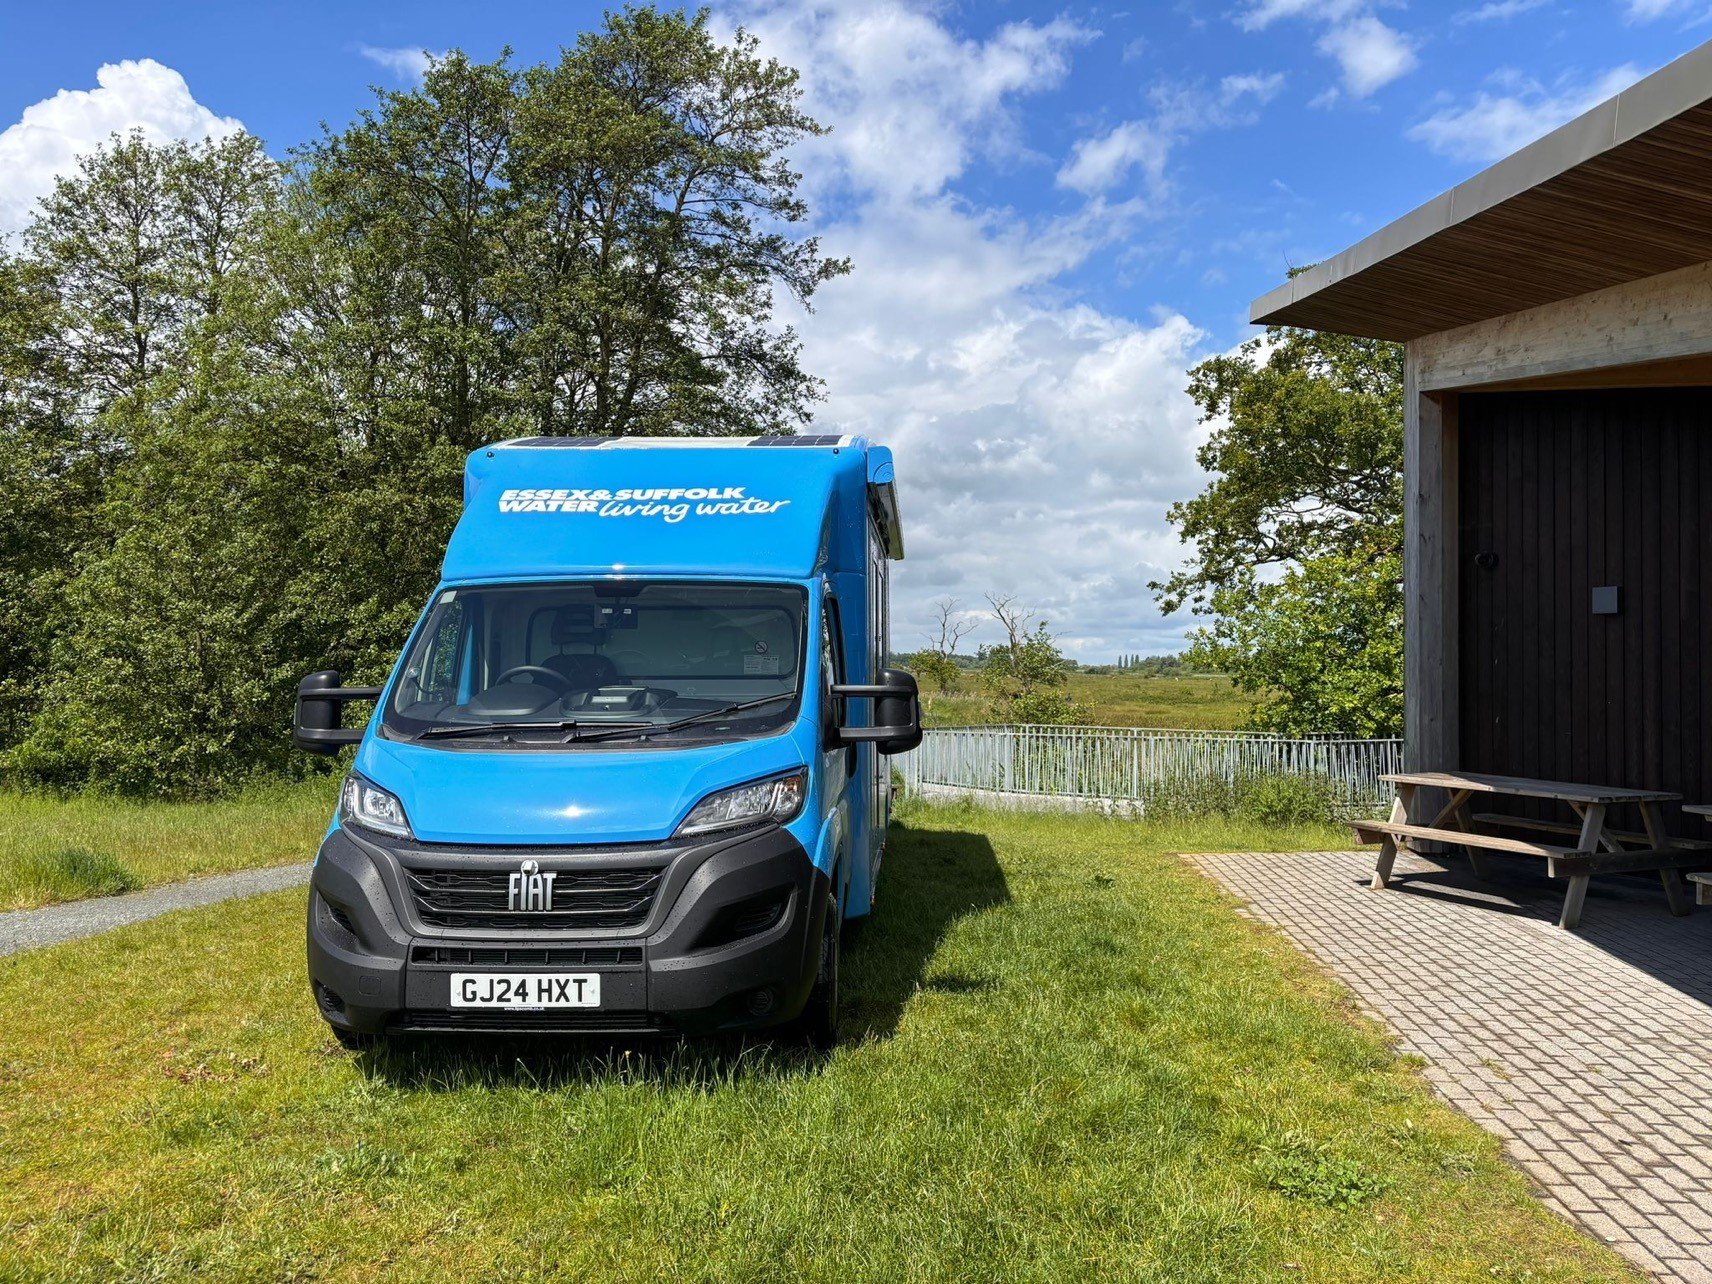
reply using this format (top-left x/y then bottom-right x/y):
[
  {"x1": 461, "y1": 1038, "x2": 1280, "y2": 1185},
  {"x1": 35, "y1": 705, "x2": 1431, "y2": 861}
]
[
  {"x1": 402, "y1": 865, "x2": 665, "y2": 932},
  {"x1": 410, "y1": 944, "x2": 644, "y2": 967}
]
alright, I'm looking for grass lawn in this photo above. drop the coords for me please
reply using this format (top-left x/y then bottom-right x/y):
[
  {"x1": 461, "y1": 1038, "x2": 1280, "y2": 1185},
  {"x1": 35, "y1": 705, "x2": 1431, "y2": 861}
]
[
  {"x1": 0, "y1": 802, "x2": 1633, "y2": 1281},
  {"x1": 923, "y1": 672, "x2": 1253, "y2": 731},
  {"x1": 0, "y1": 778, "x2": 336, "y2": 911}
]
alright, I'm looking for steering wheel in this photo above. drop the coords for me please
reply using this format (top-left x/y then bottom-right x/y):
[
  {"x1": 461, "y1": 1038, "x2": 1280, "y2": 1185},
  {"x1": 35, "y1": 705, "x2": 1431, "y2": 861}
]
[{"x1": 493, "y1": 665, "x2": 573, "y2": 693}]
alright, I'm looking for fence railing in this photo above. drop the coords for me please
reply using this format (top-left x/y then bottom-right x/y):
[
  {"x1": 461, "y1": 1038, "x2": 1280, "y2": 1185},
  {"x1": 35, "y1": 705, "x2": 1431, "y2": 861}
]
[{"x1": 897, "y1": 725, "x2": 1403, "y2": 817}]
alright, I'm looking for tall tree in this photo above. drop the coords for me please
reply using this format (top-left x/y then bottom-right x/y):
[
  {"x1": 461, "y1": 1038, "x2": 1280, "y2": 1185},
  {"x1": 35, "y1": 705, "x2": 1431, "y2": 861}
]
[
  {"x1": 1, "y1": 11, "x2": 846, "y2": 795},
  {"x1": 9, "y1": 133, "x2": 304, "y2": 792},
  {"x1": 1154, "y1": 326, "x2": 1404, "y2": 736},
  {"x1": 0, "y1": 247, "x2": 84, "y2": 746},
  {"x1": 977, "y1": 595, "x2": 1083, "y2": 726},
  {"x1": 910, "y1": 597, "x2": 977, "y2": 696}
]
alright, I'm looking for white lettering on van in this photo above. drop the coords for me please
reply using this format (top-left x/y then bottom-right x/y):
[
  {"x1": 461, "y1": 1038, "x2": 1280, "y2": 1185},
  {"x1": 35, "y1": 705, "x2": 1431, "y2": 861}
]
[{"x1": 498, "y1": 485, "x2": 789, "y2": 523}]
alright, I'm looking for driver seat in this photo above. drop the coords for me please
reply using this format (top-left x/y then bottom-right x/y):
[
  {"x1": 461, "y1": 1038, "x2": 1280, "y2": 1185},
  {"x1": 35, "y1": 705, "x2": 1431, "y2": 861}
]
[{"x1": 542, "y1": 606, "x2": 623, "y2": 689}]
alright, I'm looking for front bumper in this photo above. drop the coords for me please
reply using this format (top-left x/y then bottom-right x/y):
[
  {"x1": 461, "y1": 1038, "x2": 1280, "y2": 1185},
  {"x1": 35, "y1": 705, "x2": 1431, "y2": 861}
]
[{"x1": 308, "y1": 823, "x2": 829, "y2": 1036}]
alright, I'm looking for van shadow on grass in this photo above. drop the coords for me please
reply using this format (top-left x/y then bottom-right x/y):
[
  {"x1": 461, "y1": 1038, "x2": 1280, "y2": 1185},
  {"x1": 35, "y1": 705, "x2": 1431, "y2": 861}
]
[{"x1": 361, "y1": 819, "x2": 1008, "y2": 1090}]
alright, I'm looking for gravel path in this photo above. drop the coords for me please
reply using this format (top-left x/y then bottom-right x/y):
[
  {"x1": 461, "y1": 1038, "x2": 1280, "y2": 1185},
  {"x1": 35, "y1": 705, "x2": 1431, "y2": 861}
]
[{"x1": 0, "y1": 864, "x2": 310, "y2": 957}]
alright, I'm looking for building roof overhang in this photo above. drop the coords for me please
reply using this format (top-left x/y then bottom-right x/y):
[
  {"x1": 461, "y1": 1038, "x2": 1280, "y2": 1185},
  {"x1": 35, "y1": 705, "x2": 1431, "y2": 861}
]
[{"x1": 1250, "y1": 40, "x2": 1712, "y2": 341}]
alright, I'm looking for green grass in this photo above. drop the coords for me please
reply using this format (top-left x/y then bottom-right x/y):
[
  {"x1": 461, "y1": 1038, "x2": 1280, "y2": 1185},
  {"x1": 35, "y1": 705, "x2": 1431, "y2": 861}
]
[
  {"x1": 923, "y1": 672, "x2": 1253, "y2": 730},
  {"x1": 0, "y1": 802, "x2": 1633, "y2": 1282},
  {"x1": 0, "y1": 778, "x2": 336, "y2": 911}
]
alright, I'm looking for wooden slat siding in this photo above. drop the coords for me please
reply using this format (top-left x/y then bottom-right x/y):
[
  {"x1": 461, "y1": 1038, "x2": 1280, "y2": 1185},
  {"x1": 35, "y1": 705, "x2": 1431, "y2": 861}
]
[
  {"x1": 1458, "y1": 389, "x2": 1712, "y2": 836},
  {"x1": 1690, "y1": 423, "x2": 1708, "y2": 819},
  {"x1": 1648, "y1": 415, "x2": 1669, "y2": 801},
  {"x1": 1460, "y1": 403, "x2": 1492, "y2": 786},
  {"x1": 1261, "y1": 104, "x2": 1712, "y2": 339}
]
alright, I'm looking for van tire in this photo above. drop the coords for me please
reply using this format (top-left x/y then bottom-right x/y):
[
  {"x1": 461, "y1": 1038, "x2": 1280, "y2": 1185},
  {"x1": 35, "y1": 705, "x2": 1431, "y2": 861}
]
[{"x1": 788, "y1": 891, "x2": 841, "y2": 1050}]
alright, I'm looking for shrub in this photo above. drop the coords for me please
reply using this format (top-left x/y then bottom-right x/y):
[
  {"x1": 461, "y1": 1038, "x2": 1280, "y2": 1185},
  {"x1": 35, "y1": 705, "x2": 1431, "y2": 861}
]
[
  {"x1": 1236, "y1": 772, "x2": 1340, "y2": 826},
  {"x1": 1143, "y1": 771, "x2": 1342, "y2": 826}
]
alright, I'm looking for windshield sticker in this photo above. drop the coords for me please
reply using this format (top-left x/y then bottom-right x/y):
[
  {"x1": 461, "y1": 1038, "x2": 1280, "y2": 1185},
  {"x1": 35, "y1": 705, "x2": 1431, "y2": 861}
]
[
  {"x1": 497, "y1": 487, "x2": 790, "y2": 524},
  {"x1": 744, "y1": 654, "x2": 782, "y2": 675}
]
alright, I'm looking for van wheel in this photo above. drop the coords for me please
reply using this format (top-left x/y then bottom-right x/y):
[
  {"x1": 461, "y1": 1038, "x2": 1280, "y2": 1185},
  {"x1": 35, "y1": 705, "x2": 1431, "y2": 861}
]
[
  {"x1": 331, "y1": 1027, "x2": 379, "y2": 1052},
  {"x1": 790, "y1": 892, "x2": 841, "y2": 1050}
]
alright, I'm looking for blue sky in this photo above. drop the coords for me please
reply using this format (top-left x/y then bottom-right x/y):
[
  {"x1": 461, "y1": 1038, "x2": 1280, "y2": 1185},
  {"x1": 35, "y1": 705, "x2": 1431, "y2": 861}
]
[{"x1": 1, "y1": 0, "x2": 1706, "y2": 659}]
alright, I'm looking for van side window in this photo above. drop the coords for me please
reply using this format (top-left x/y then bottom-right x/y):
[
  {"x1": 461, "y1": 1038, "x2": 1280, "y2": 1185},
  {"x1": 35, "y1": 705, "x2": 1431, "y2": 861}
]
[
  {"x1": 415, "y1": 600, "x2": 468, "y2": 705},
  {"x1": 821, "y1": 599, "x2": 844, "y2": 690}
]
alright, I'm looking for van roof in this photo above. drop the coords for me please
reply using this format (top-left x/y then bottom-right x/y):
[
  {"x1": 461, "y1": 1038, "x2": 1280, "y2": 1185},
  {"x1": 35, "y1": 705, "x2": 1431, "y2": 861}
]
[
  {"x1": 490, "y1": 434, "x2": 858, "y2": 450},
  {"x1": 443, "y1": 435, "x2": 899, "y2": 583}
]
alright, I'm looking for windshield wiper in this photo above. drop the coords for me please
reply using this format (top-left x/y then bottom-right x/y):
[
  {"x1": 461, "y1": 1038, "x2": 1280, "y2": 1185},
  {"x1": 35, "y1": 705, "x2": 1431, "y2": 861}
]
[
  {"x1": 418, "y1": 719, "x2": 643, "y2": 742},
  {"x1": 567, "y1": 693, "x2": 796, "y2": 744}
]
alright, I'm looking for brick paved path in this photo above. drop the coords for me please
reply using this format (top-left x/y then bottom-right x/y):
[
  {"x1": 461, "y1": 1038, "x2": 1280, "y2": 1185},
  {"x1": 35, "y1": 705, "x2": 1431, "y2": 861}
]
[{"x1": 1192, "y1": 846, "x2": 1712, "y2": 1283}]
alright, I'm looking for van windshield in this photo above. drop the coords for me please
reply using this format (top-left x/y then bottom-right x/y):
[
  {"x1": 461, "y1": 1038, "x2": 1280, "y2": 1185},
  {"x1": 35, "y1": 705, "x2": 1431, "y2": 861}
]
[{"x1": 381, "y1": 581, "x2": 806, "y2": 747}]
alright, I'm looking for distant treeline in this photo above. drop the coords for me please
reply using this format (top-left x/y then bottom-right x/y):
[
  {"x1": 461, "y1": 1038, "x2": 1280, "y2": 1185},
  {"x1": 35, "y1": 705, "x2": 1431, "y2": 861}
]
[
  {"x1": 893, "y1": 651, "x2": 1218, "y2": 678},
  {"x1": 0, "y1": 12, "x2": 841, "y2": 795},
  {"x1": 1075, "y1": 654, "x2": 1219, "y2": 677}
]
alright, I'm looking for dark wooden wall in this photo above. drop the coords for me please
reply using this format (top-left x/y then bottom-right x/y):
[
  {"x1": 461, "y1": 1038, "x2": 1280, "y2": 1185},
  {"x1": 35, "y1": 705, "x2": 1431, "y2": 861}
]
[{"x1": 1458, "y1": 388, "x2": 1712, "y2": 834}]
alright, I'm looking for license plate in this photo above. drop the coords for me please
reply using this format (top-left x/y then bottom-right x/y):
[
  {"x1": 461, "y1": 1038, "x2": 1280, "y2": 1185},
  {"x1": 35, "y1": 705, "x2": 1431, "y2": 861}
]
[{"x1": 449, "y1": 972, "x2": 601, "y2": 1009}]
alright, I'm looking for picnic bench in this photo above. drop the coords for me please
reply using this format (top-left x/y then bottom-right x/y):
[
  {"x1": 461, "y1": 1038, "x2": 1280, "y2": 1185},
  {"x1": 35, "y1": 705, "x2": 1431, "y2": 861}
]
[
  {"x1": 1684, "y1": 805, "x2": 1712, "y2": 905},
  {"x1": 1353, "y1": 771, "x2": 1709, "y2": 929}
]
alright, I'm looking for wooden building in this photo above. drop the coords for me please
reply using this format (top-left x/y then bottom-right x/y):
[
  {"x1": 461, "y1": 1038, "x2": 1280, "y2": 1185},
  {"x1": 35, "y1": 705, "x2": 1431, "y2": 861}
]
[{"x1": 1250, "y1": 41, "x2": 1712, "y2": 832}]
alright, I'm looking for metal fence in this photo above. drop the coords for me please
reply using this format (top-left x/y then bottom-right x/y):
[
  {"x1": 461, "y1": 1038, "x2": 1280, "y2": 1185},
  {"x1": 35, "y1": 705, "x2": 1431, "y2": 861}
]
[{"x1": 897, "y1": 725, "x2": 1402, "y2": 817}]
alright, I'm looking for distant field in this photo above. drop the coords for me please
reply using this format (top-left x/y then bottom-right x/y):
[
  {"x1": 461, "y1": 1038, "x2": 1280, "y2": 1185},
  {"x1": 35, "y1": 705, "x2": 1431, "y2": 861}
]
[{"x1": 922, "y1": 672, "x2": 1253, "y2": 730}]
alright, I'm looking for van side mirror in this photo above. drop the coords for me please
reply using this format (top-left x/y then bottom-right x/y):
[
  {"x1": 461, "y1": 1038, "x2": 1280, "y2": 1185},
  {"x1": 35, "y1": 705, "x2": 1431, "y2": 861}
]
[
  {"x1": 831, "y1": 668, "x2": 923, "y2": 756},
  {"x1": 293, "y1": 670, "x2": 384, "y2": 755}
]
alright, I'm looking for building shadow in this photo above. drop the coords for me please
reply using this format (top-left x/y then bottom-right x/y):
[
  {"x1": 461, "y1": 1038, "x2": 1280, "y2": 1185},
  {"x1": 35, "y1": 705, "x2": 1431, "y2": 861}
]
[
  {"x1": 359, "y1": 818, "x2": 1008, "y2": 1089},
  {"x1": 1373, "y1": 850, "x2": 1712, "y2": 1008}
]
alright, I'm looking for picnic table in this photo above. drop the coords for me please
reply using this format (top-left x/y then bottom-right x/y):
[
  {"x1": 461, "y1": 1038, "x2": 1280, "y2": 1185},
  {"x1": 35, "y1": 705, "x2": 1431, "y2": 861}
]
[
  {"x1": 1353, "y1": 771, "x2": 1707, "y2": 929},
  {"x1": 1684, "y1": 805, "x2": 1712, "y2": 905}
]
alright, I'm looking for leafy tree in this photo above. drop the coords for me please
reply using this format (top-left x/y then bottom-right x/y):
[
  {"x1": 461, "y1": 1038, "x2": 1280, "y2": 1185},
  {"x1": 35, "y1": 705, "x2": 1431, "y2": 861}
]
[
  {"x1": 0, "y1": 248, "x2": 84, "y2": 746},
  {"x1": 277, "y1": 12, "x2": 845, "y2": 694},
  {"x1": 0, "y1": 9, "x2": 845, "y2": 795},
  {"x1": 977, "y1": 596, "x2": 1084, "y2": 726},
  {"x1": 910, "y1": 597, "x2": 977, "y2": 696},
  {"x1": 1154, "y1": 326, "x2": 1403, "y2": 736},
  {"x1": 9, "y1": 134, "x2": 308, "y2": 792}
]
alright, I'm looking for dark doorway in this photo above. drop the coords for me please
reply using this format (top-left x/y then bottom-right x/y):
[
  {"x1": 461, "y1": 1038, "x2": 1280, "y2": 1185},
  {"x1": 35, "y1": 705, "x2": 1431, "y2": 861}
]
[{"x1": 1459, "y1": 388, "x2": 1712, "y2": 834}]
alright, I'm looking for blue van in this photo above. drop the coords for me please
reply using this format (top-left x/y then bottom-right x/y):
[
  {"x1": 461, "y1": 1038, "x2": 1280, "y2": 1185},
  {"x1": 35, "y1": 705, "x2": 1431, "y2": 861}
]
[{"x1": 292, "y1": 435, "x2": 921, "y2": 1049}]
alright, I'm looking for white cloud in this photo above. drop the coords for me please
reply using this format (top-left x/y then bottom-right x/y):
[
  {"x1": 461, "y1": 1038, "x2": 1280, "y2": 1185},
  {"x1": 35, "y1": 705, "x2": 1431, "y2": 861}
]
[
  {"x1": 1237, "y1": 0, "x2": 1366, "y2": 31},
  {"x1": 1317, "y1": 15, "x2": 1419, "y2": 97},
  {"x1": 0, "y1": 59, "x2": 241, "y2": 238},
  {"x1": 1454, "y1": 0, "x2": 1552, "y2": 23},
  {"x1": 731, "y1": 0, "x2": 1218, "y2": 658},
  {"x1": 1057, "y1": 120, "x2": 1172, "y2": 197},
  {"x1": 1056, "y1": 73, "x2": 1283, "y2": 196},
  {"x1": 1234, "y1": 1, "x2": 1416, "y2": 99},
  {"x1": 1623, "y1": 0, "x2": 1687, "y2": 19},
  {"x1": 739, "y1": 1, "x2": 1092, "y2": 205},
  {"x1": 357, "y1": 45, "x2": 443, "y2": 82},
  {"x1": 1408, "y1": 64, "x2": 1645, "y2": 162}
]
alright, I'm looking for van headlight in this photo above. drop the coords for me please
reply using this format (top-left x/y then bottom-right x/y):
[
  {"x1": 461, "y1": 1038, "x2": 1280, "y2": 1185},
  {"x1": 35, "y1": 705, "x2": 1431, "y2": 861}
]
[
  {"x1": 340, "y1": 773, "x2": 413, "y2": 839},
  {"x1": 677, "y1": 771, "x2": 807, "y2": 837}
]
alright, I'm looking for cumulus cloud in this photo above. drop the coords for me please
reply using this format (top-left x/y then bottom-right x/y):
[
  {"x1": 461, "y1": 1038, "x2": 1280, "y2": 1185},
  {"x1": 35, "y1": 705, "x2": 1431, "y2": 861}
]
[
  {"x1": 745, "y1": 2, "x2": 1093, "y2": 206},
  {"x1": 1057, "y1": 72, "x2": 1284, "y2": 197},
  {"x1": 731, "y1": 0, "x2": 1219, "y2": 658},
  {"x1": 1234, "y1": 0, "x2": 1415, "y2": 99},
  {"x1": 0, "y1": 59, "x2": 241, "y2": 237},
  {"x1": 1318, "y1": 16, "x2": 1418, "y2": 97},
  {"x1": 1408, "y1": 64, "x2": 1645, "y2": 162},
  {"x1": 358, "y1": 45, "x2": 443, "y2": 82}
]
